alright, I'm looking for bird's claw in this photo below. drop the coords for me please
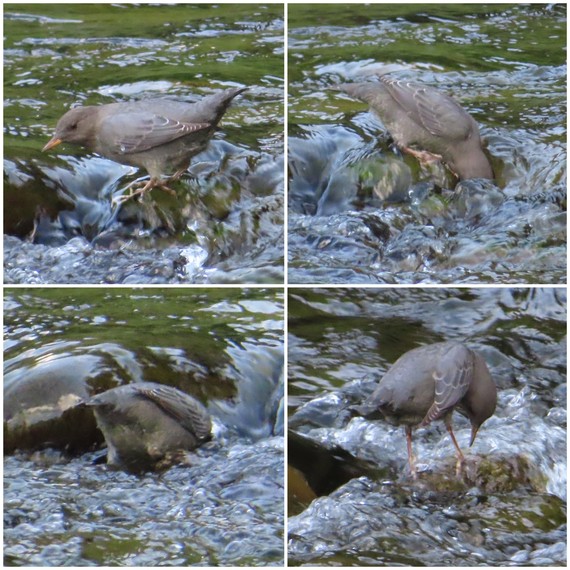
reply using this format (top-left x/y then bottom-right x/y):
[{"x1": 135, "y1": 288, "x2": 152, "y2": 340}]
[{"x1": 111, "y1": 179, "x2": 177, "y2": 207}]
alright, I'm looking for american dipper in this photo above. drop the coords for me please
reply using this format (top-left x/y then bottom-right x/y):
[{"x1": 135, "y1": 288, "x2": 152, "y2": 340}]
[
  {"x1": 43, "y1": 87, "x2": 247, "y2": 201},
  {"x1": 353, "y1": 341, "x2": 497, "y2": 477},
  {"x1": 336, "y1": 76, "x2": 494, "y2": 180},
  {"x1": 87, "y1": 382, "x2": 212, "y2": 472}
]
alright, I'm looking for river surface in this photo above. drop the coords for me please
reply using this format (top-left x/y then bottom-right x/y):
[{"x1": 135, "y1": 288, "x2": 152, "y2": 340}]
[
  {"x1": 4, "y1": 3, "x2": 284, "y2": 284},
  {"x1": 4, "y1": 288, "x2": 284, "y2": 566},
  {"x1": 288, "y1": 287, "x2": 566, "y2": 566},
  {"x1": 288, "y1": 4, "x2": 566, "y2": 284}
]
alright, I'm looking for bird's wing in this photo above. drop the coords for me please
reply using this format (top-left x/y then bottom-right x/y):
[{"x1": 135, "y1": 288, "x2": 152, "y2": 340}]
[
  {"x1": 381, "y1": 76, "x2": 474, "y2": 141},
  {"x1": 99, "y1": 112, "x2": 211, "y2": 154},
  {"x1": 420, "y1": 344, "x2": 474, "y2": 425},
  {"x1": 138, "y1": 384, "x2": 212, "y2": 440}
]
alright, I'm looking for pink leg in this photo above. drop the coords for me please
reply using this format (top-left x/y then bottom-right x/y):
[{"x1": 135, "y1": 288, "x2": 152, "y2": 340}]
[
  {"x1": 169, "y1": 167, "x2": 188, "y2": 182},
  {"x1": 113, "y1": 177, "x2": 177, "y2": 205},
  {"x1": 405, "y1": 426, "x2": 418, "y2": 479},
  {"x1": 445, "y1": 420, "x2": 465, "y2": 476},
  {"x1": 402, "y1": 146, "x2": 443, "y2": 163}
]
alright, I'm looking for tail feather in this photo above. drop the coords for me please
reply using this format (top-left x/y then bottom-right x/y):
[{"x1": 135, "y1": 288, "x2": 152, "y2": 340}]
[
  {"x1": 198, "y1": 87, "x2": 248, "y2": 125},
  {"x1": 333, "y1": 82, "x2": 384, "y2": 105},
  {"x1": 350, "y1": 402, "x2": 383, "y2": 420}
]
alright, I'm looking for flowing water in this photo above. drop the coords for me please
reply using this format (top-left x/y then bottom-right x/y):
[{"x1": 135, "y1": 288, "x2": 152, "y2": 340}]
[
  {"x1": 4, "y1": 3, "x2": 284, "y2": 284},
  {"x1": 2, "y1": 3, "x2": 568, "y2": 567},
  {"x1": 288, "y1": 4, "x2": 566, "y2": 284},
  {"x1": 4, "y1": 288, "x2": 284, "y2": 566},
  {"x1": 288, "y1": 287, "x2": 566, "y2": 566}
]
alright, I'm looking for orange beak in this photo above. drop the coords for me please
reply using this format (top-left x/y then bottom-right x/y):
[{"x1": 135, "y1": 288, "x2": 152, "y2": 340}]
[{"x1": 42, "y1": 137, "x2": 62, "y2": 152}]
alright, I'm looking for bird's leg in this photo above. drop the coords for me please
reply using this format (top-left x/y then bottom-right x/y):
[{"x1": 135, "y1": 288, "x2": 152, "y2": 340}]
[
  {"x1": 168, "y1": 167, "x2": 189, "y2": 183},
  {"x1": 405, "y1": 425, "x2": 418, "y2": 479},
  {"x1": 444, "y1": 419, "x2": 465, "y2": 476},
  {"x1": 112, "y1": 177, "x2": 177, "y2": 206},
  {"x1": 148, "y1": 179, "x2": 177, "y2": 196},
  {"x1": 401, "y1": 146, "x2": 460, "y2": 180},
  {"x1": 402, "y1": 146, "x2": 443, "y2": 164}
]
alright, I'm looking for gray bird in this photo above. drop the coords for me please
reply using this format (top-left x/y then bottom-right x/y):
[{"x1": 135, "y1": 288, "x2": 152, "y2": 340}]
[
  {"x1": 87, "y1": 382, "x2": 212, "y2": 472},
  {"x1": 43, "y1": 87, "x2": 247, "y2": 202},
  {"x1": 353, "y1": 341, "x2": 497, "y2": 478},
  {"x1": 336, "y1": 76, "x2": 494, "y2": 181}
]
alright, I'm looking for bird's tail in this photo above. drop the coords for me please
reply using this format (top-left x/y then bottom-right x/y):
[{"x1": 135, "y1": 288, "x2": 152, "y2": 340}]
[
  {"x1": 333, "y1": 82, "x2": 385, "y2": 105},
  {"x1": 349, "y1": 402, "x2": 384, "y2": 420},
  {"x1": 198, "y1": 86, "x2": 248, "y2": 125}
]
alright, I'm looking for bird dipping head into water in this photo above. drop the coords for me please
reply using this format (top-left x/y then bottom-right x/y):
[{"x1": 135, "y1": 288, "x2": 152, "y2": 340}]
[
  {"x1": 353, "y1": 341, "x2": 497, "y2": 478},
  {"x1": 336, "y1": 75, "x2": 494, "y2": 181},
  {"x1": 87, "y1": 382, "x2": 212, "y2": 472}
]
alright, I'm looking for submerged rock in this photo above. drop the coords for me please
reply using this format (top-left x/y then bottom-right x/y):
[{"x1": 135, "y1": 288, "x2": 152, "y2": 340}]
[{"x1": 4, "y1": 355, "x2": 111, "y2": 454}]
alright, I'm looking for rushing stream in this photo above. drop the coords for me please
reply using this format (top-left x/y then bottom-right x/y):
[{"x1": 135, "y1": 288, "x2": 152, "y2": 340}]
[
  {"x1": 2, "y1": 3, "x2": 567, "y2": 568},
  {"x1": 288, "y1": 4, "x2": 566, "y2": 284},
  {"x1": 4, "y1": 288, "x2": 284, "y2": 566},
  {"x1": 4, "y1": 4, "x2": 284, "y2": 284},
  {"x1": 288, "y1": 287, "x2": 566, "y2": 566}
]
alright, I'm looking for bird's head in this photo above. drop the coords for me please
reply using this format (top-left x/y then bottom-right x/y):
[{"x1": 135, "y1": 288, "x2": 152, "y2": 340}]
[{"x1": 43, "y1": 106, "x2": 98, "y2": 151}]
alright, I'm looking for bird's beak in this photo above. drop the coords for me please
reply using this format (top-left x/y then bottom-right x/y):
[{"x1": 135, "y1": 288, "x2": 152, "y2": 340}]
[
  {"x1": 469, "y1": 425, "x2": 479, "y2": 447},
  {"x1": 42, "y1": 137, "x2": 62, "y2": 152}
]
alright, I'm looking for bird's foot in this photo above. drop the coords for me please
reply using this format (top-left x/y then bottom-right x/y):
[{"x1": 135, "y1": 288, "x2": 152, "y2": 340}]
[
  {"x1": 402, "y1": 146, "x2": 443, "y2": 164},
  {"x1": 168, "y1": 167, "x2": 189, "y2": 183},
  {"x1": 112, "y1": 178, "x2": 177, "y2": 206},
  {"x1": 409, "y1": 463, "x2": 419, "y2": 480},
  {"x1": 455, "y1": 456, "x2": 465, "y2": 478},
  {"x1": 445, "y1": 422, "x2": 466, "y2": 478}
]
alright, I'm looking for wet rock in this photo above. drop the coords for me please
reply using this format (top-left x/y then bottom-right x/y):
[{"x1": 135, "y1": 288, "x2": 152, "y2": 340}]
[
  {"x1": 352, "y1": 154, "x2": 415, "y2": 204},
  {"x1": 289, "y1": 465, "x2": 318, "y2": 511},
  {"x1": 288, "y1": 430, "x2": 382, "y2": 513},
  {"x1": 4, "y1": 354, "x2": 117, "y2": 453}
]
